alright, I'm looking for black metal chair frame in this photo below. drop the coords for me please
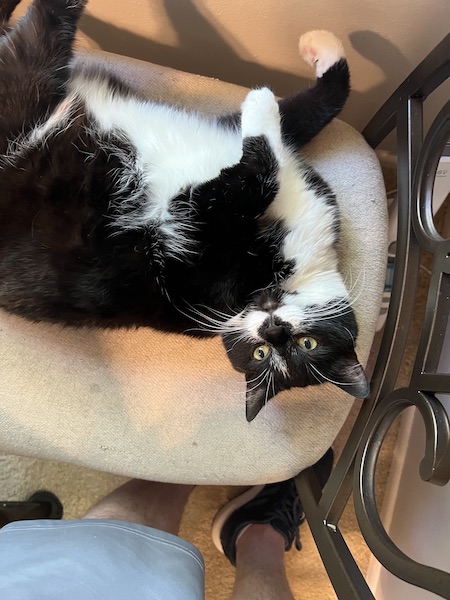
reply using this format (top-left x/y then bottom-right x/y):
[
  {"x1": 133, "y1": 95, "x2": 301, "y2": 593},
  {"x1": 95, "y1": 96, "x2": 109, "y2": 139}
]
[{"x1": 295, "y1": 33, "x2": 450, "y2": 599}]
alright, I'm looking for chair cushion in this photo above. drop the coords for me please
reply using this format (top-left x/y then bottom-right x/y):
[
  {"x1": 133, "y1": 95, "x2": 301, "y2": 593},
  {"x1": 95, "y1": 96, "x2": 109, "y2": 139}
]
[{"x1": 0, "y1": 50, "x2": 387, "y2": 484}]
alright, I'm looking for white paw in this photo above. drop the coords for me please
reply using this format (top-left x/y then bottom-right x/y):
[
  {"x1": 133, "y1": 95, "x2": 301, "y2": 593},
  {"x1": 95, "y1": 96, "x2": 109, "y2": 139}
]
[
  {"x1": 241, "y1": 88, "x2": 282, "y2": 156},
  {"x1": 299, "y1": 30, "x2": 345, "y2": 78},
  {"x1": 241, "y1": 88, "x2": 280, "y2": 137}
]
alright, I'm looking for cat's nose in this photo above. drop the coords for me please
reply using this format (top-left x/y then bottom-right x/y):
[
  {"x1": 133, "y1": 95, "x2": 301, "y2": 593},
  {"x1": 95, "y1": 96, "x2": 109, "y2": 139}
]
[{"x1": 264, "y1": 325, "x2": 290, "y2": 346}]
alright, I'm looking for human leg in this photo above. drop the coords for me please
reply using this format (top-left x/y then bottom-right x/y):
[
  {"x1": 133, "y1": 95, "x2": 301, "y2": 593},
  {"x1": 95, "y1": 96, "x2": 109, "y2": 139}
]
[
  {"x1": 211, "y1": 449, "x2": 334, "y2": 600},
  {"x1": 83, "y1": 479, "x2": 194, "y2": 535},
  {"x1": 232, "y1": 524, "x2": 295, "y2": 600}
]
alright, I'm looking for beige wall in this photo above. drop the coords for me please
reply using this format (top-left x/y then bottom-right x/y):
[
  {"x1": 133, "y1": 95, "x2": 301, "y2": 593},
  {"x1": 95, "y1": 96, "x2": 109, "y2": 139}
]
[{"x1": 14, "y1": 0, "x2": 449, "y2": 162}]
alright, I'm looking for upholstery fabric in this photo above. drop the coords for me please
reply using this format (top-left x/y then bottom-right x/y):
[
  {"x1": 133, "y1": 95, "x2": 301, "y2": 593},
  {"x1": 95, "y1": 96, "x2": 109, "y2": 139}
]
[{"x1": 0, "y1": 50, "x2": 388, "y2": 484}]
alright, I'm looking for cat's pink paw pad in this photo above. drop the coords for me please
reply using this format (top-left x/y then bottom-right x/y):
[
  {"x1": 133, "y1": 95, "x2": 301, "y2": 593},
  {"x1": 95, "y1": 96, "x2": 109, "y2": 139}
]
[
  {"x1": 301, "y1": 46, "x2": 318, "y2": 66},
  {"x1": 299, "y1": 30, "x2": 345, "y2": 78}
]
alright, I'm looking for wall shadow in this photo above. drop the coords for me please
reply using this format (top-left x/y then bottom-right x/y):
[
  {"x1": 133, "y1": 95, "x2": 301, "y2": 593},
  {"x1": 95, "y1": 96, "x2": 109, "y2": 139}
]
[
  {"x1": 79, "y1": 0, "x2": 310, "y2": 97},
  {"x1": 79, "y1": 1, "x2": 417, "y2": 136}
]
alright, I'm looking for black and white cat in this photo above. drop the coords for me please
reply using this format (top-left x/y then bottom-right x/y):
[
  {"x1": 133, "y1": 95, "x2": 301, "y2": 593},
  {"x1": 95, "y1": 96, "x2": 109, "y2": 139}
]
[{"x1": 0, "y1": 0, "x2": 369, "y2": 421}]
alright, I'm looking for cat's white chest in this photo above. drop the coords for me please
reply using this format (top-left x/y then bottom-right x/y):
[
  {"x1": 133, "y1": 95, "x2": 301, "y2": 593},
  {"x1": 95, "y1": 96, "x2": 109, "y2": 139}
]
[{"x1": 70, "y1": 74, "x2": 242, "y2": 220}]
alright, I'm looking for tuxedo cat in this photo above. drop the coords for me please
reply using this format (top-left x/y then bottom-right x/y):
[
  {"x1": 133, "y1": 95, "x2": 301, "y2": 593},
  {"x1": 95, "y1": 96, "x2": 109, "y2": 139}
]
[{"x1": 0, "y1": 0, "x2": 369, "y2": 421}]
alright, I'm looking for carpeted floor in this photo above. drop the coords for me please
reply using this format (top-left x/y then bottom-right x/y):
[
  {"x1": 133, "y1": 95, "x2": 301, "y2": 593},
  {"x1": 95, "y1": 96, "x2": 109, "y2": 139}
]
[{"x1": 1, "y1": 174, "x2": 445, "y2": 599}]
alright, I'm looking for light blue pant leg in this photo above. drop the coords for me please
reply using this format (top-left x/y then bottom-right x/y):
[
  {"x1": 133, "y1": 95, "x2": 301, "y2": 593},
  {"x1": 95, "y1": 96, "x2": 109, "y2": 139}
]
[{"x1": 0, "y1": 519, "x2": 205, "y2": 600}]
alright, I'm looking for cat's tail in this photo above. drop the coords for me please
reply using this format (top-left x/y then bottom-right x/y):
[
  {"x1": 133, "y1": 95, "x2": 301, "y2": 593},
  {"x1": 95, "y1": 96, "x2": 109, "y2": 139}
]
[{"x1": 279, "y1": 30, "x2": 350, "y2": 149}]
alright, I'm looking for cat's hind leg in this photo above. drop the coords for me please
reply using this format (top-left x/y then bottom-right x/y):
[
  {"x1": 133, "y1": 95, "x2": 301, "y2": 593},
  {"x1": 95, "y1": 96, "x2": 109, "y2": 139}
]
[
  {"x1": 0, "y1": 0, "x2": 21, "y2": 36},
  {"x1": 0, "y1": 0, "x2": 87, "y2": 152}
]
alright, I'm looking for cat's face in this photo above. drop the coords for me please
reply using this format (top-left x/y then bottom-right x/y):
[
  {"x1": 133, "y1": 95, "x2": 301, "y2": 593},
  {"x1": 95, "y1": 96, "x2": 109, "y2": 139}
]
[{"x1": 222, "y1": 289, "x2": 369, "y2": 421}]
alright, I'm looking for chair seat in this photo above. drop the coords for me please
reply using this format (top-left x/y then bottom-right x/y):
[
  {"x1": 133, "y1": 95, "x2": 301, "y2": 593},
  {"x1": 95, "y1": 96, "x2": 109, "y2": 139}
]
[{"x1": 0, "y1": 50, "x2": 388, "y2": 485}]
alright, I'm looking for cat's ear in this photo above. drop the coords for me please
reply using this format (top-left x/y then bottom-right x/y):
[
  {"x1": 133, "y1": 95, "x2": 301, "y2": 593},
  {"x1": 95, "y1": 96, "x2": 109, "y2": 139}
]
[
  {"x1": 245, "y1": 376, "x2": 276, "y2": 422},
  {"x1": 329, "y1": 352, "x2": 370, "y2": 399}
]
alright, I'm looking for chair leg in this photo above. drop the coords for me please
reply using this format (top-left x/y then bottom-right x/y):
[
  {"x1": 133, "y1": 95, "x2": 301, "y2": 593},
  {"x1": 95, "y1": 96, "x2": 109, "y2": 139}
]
[{"x1": 0, "y1": 490, "x2": 63, "y2": 527}]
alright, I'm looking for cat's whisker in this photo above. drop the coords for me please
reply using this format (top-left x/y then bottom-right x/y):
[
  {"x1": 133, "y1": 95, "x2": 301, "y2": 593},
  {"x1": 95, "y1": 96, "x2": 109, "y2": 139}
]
[
  {"x1": 177, "y1": 311, "x2": 227, "y2": 333},
  {"x1": 263, "y1": 373, "x2": 269, "y2": 407},
  {"x1": 342, "y1": 268, "x2": 366, "y2": 307},
  {"x1": 306, "y1": 363, "x2": 322, "y2": 385},
  {"x1": 182, "y1": 303, "x2": 252, "y2": 336},
  {"x1": 226, "y1": 332, "x2": 256, "y2": 353},
  {"x1": 300, "y1": 302, "x2": 355, "y2": 325},
  {"x1": 343, "y1": 326, "x2": 355, "y2": 345},
  {"x1": 195, "y1": 303, "x2": 244, "y2": 321},
  {"x1": 173, "y1": 301, "x2": 238, "y2": 334},
  {"x1": 302, "y1": 304, "x2": 354, "y2": 322},
  {"x1": 248, "y1": 283, "x2": 277, "y2": 298},
  {"x1": 298, "y1": 272, "x2": 365, "y2": 325},
  {"x1": 264, "y1": 371, "x2": 273, "y2": 408},
  {"x1": 187, "y1": 317, "x2": 244, "y2": 336},
  {"x1": 246, "y1": 368, "x2": 271, "y2": 385},
  {"x1": 182, "y1": 302, "x2": 230, "y2": 324},
  {"x1": 308, "y1": 363, "x2": 356, "y2": 387},
  {"x1": 183, "y1": 326, "x2": 222, "y2": 335},
  {"x1": 246, "y1": 368, "x2": 271, "y2": 395},
  {"x1": 270, "y1": 372, "x2": 275, "y2": 406},
  {"x1": 346, "y1": 362, "x2": 364, "y2": 372}
]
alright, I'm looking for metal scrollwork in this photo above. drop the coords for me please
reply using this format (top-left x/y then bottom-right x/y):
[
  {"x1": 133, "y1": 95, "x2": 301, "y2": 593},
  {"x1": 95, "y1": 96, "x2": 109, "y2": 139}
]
[
  {"x1": 350, "y1": 39, "x2": 450, "y2": 597},
  {"x1": 353, "y1": 390, "x2": 450, "y2": 599},
  {"x1": 413, "y1": 101, "x2": 450, "y2": 251}
]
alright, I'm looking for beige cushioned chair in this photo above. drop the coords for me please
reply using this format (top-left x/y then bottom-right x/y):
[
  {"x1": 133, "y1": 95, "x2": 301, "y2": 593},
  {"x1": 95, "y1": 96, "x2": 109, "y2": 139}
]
[{"x1": 0, "y1": 50, "x2": 387, "y2": 485}]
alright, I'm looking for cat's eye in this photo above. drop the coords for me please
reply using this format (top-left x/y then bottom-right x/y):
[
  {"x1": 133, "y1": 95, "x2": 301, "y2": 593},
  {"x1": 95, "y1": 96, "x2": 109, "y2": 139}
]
[
  {"x1": 253, "y1": 345, "x2": 271, "y2": 360},
  {"x1": 297, "y1": 337, "x2": 318, "y2": 351}
]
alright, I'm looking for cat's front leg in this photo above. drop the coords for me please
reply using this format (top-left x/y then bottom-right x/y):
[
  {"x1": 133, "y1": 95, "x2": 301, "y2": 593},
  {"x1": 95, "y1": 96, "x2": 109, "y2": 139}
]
[
  {"x1": 189, "y1": 133, "x2": 280, "y2": 234},
  {"x1": 189, "y1": 89, "x2": 285, "y2": 229},
  {"x1": 240, "y1": 87, "x2": 286, "y2": 165}
]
